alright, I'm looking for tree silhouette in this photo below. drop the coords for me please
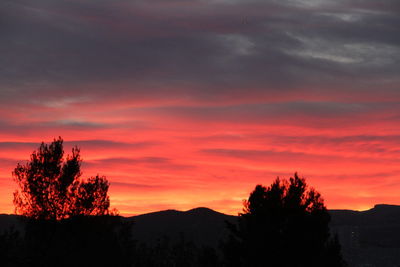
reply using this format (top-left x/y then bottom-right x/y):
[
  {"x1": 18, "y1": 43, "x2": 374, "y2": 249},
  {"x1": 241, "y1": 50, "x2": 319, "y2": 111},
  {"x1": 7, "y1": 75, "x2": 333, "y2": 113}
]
[
  {"x1": 13, "y1": 137, "x2": 111, "y2": 220},
  {"x1": 8, "y1": 138, "x2": 135, "y2": 267},
  {"x1": 223, "y1": 173, "x2": 346, "y2": 267}
]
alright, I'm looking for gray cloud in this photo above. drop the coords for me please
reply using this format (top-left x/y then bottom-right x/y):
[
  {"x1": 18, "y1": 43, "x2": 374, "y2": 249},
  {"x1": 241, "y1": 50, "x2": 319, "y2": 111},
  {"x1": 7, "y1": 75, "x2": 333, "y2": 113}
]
[
  {"x1": 130, "y1": 101, "x2": 400, "y2": 128},
  {"x1": 0, "y1": 118, "x2": 149, "y2": 136},
  {"x1": 0, "y1": 140, "x2": 157, "y2": 151},
  {"x1": 111, "y1": 181, "x2": 163, "y2": 189},
  {"x1": 0, "y1": 0, "x2": 399, "y2": 106},
  {"x1": 202, "y1": 148, "x2": 400, "y2": 165},
  {"x1": 85, "y1": 156, "x2": 195, "y2": 170},
  {"x1": 0, "y1": 120, "x2": 104, "y2": 135},
  {"x1": 66, "y1": 140, "x2": 158, "y2": 150}
]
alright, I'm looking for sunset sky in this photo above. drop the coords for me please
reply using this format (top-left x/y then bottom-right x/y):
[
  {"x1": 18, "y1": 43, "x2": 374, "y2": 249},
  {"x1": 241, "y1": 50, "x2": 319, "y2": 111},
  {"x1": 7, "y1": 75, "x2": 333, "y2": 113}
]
[{"x1": 1, "y1": 0, "x2": 400, "y2": 216}]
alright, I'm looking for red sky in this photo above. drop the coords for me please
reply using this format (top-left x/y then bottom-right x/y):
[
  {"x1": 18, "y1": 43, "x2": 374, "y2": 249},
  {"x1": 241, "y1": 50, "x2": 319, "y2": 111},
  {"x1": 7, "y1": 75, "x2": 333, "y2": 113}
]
[{"x1": 1, "y1": 0, "x2": 400, "y2": 216}]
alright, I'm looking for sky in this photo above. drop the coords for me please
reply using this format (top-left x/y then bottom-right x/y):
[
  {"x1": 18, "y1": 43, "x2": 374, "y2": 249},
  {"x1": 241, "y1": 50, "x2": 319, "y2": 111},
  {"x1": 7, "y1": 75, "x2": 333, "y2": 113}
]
[{"x1": 0, "y1": 0, "x2": 400, "y2": 216}]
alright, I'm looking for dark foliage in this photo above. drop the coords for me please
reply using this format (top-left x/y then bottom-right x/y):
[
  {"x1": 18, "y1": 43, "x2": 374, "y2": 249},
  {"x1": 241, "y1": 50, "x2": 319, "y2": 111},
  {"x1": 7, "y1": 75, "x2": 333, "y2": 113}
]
[
  {"x1": 223, "y1": 173, "x2": 347, "y2": 267},
  {"x1": 131, "y1": 235, "x2": 221, "y2": 267},
  {"x1": 0, "y1": 216, "x2": 134, "y2": 267},
  {"x1": 0, "y1": 227, "x2": 23, "y2": 267},
  {"x1": 13, "y1": 137, "x2": 111, "y2": 220},
  {"x1": 24, "y1": 216, "x2": 133, "y2": 267}
]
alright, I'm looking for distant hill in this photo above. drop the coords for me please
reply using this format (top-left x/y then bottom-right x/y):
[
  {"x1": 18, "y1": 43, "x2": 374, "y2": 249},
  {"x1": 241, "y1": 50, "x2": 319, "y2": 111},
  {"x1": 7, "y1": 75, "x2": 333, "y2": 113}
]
[
  {"x1": 124, "y1": 207, "x2": 236, "y2": 248},
  {"x1": 2, "y1": 205, "x2": 400, "y2": 266},
  {"x1": 330, "y1": 204, "x2": 400, "y2": 267}
]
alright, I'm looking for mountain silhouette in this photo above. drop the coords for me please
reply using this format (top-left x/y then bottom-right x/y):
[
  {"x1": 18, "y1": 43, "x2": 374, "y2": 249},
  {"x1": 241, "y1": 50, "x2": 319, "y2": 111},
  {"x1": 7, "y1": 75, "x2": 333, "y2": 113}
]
[
  {"x1": 124, "y1": 207, "x2": 236, "y2": 248},
  {"x1": 2, "y1": 205, "x2": 400, "y2": 266},
  {"x1": 330, "y1": 204, "x2": 400, "y2": 267}
]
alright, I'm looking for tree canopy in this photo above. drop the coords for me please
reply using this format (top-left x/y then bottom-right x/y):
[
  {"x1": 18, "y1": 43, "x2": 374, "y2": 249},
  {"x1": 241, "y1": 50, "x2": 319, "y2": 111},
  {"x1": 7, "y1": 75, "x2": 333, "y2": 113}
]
[
  {"x1": 13, "y1": 137, "x2": 111, "y2": 220},
  {"x1": 224, "y1": 173, "x2": 346, "y2": 267}
]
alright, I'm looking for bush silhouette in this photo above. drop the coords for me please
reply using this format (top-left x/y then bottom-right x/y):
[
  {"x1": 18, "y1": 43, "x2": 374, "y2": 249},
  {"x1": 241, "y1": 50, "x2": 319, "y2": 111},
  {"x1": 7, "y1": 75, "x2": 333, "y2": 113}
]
[
  {"x1": 223, "y1": 173, "x2": 347, "y2": 267},
  {"x1": 13, "y1": 137, "x2": 111, "y2": 220}
]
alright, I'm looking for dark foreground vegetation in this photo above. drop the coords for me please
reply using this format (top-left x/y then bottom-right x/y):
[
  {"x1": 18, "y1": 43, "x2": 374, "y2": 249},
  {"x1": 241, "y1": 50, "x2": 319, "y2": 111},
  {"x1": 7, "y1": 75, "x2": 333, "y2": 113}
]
[{"x1": 0, "y1": 138, "x2": 347, "y2": 266}]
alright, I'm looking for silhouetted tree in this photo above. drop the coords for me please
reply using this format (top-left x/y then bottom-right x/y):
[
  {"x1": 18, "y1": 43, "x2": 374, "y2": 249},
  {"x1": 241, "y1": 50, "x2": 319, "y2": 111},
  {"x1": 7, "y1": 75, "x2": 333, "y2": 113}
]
[
  {"x1": 223, "y1": 173, "x2": 347, "y2": 267},
  {"x1": 13, "y1": 137, "x2": 111, "y2": 220},
  {"x1": 9, "y1": 138, "x2": 135, "y2": 267}
]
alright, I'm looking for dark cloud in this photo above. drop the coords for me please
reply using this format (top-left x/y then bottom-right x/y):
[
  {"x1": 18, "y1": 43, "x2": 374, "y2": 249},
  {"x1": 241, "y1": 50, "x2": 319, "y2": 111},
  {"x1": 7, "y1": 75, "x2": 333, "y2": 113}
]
[
  {"x1": 88, "y1": 156, "x2": 170, "y2": 165},
  {"x1": 202, "y1": 148, "x2": 400, "y2": 164},
  {"x1": 45, "y1": 120, "x2": 105, "y2": 128},
  {"x1": 111, "y1": 182, "x2": 163, "y2": 189},
  {"x1": 0, "y1": 118, "x2": 150, "y2": 136},
  {"x1": 203, "y1": 148, "x2": 332, "y2": 161},
  {"x1": 0, "y1": 157, "x2": 21, "y2": 167},
  {"x1": 85, "y1": 156, "x2": 195, "y2": 170},
  {"x1": 194, "y1": 133, "x2": 400, "y2": 147},
  {"x1": 66, "y1": 140, "x2": 158, "y2": 150},
  {"x1": 132, "y1": 101, "x2": 400, "y2": 128},
  {"x1": 0, "y1": 140, "x2": 157, "y2": 151},
  {"x1": 0, "y1": 120, "x2": 104, "y2": 135},
  {"x1": 0, "y1": 0, "x2": 399, "y2": 106}
]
